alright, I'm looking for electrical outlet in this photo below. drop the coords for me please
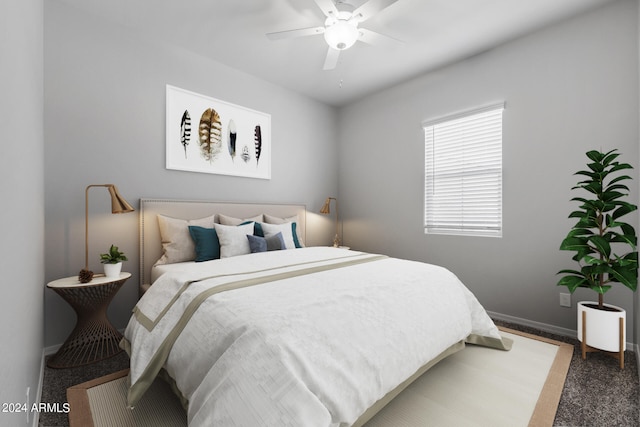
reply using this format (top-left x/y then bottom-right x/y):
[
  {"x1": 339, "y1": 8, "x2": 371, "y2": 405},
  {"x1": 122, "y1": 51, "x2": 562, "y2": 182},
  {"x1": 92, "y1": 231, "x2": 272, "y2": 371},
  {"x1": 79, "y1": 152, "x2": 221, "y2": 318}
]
[{"x1": 559, "y1": 293, "x2": 571, "y2": 307}]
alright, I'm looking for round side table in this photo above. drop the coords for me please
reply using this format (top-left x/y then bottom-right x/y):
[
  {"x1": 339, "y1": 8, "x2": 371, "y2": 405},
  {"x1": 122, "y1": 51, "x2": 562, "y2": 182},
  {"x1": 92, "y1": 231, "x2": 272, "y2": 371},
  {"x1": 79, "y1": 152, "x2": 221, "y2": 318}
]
[{"x1": 47, "y1": 272, "x2": 131, "y2": 369}]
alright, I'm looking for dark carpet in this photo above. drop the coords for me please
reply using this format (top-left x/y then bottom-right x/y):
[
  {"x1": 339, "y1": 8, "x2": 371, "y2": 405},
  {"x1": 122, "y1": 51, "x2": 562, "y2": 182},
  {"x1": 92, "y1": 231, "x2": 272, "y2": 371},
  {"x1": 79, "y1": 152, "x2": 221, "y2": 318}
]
[
  {"x1": 40, "y1": 351, "x2": 130, "y2": 427},
  {"x1": 39, "y1": 321, "x2": 639, "y2": 427},
  {"x1": 494, "y1": 320, "x2": 639, "y2": 427}
]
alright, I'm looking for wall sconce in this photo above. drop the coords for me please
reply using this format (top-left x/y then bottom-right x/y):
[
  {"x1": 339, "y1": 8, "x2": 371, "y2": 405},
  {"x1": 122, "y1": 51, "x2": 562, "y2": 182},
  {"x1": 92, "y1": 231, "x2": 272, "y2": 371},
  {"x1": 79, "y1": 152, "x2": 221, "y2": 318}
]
[
  {"x1": 320, "y1": 197, "x2": 340, "y2": 247},
  {"x1": 81, "y1": 184, "x2": 134, "y2": 281}
]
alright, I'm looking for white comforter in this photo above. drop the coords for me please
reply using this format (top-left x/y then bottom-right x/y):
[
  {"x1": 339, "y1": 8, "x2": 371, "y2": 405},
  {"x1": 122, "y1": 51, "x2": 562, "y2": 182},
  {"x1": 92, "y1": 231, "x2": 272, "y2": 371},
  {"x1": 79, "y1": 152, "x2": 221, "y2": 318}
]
[{"x1": 123, "y1": 247, "x2": 507, "y2": 426}]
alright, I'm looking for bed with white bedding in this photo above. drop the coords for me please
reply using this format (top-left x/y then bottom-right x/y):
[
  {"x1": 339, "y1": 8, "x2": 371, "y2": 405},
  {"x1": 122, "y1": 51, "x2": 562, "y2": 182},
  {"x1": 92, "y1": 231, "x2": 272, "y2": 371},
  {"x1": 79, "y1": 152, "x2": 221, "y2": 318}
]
[{"x1": 122, "y1": 199, "x2": 511, "y2": 426}]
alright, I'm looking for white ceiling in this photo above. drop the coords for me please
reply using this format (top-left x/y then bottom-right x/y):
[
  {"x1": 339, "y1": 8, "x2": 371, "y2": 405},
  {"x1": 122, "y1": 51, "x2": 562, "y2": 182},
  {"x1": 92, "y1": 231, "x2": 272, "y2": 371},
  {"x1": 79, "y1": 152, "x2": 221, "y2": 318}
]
[{"x1": 56, "y1": 0, "x2": 617, "y2": 106}]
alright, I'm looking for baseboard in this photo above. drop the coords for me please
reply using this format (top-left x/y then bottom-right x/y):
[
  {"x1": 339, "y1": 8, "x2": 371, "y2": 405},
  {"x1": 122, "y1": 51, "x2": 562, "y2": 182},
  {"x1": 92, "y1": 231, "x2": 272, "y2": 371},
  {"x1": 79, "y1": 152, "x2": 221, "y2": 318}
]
[
  {"x1": 488, "y1": 311, "x2": 637, "y2": 358},
  {"x1": 488, "y1": 311, "x2": 578, "y2": 339},
  {"x1": 44, "y1": 343, "x2": 61, "y2": 357},
  {"x1": 32, "y1": 349, "x2": 45, "y2": 427}
]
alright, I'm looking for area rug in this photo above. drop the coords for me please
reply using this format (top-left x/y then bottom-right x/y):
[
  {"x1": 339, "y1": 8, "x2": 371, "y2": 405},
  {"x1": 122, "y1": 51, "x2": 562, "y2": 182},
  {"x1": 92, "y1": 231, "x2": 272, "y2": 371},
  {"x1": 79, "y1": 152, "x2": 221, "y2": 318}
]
[
  {"x1": 67, "y1": 327, "x2": 572, "y2": 427},
  {"x1": 67, "y1": 369, "x2": 186, "y2": 427}
]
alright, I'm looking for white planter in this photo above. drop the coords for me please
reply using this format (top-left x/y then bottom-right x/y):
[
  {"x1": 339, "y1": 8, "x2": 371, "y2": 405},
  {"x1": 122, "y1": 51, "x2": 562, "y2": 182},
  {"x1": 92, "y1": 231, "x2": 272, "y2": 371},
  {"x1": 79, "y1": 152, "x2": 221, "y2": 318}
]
[
  {"x1": 577, "y1": 301, "x2": 626, "y2": 352},
  {"x1": 103, "y1": 262, "x2": 122, "y2": 279}
]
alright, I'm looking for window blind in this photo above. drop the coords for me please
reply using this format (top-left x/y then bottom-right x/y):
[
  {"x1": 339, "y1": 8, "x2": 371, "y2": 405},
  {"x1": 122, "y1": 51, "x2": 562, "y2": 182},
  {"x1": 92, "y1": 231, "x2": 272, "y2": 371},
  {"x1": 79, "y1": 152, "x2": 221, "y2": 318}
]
[{"x1": 423, "y1": 104, "x2": 504, "y2": 237}]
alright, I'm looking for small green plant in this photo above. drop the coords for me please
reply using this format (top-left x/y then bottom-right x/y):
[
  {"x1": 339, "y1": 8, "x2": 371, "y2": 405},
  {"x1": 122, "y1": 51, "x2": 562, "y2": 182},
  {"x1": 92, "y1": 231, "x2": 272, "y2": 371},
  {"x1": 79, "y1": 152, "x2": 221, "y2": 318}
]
[
  {"x1": 100, "y1": 244, "x2": 128, "y2": 264},
  {"x1": 557, "y1": 149, "x2": 638, "y2": 309}
]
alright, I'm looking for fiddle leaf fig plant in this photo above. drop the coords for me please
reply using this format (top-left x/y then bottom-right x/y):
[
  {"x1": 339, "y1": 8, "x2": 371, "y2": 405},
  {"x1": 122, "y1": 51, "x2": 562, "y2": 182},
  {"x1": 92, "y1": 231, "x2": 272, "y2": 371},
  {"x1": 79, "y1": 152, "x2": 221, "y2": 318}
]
[{"x1": 557, "y1": 149, "x2": 638, "y2": 309}]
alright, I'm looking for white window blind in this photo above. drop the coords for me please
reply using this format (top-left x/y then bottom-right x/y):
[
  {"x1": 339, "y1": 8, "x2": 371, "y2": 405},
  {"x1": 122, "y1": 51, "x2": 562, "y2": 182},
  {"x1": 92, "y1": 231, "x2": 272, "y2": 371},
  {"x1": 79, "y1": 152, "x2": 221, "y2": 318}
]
[{"x1": 423, "y1": 104, "x2": 504, "y2": 237}]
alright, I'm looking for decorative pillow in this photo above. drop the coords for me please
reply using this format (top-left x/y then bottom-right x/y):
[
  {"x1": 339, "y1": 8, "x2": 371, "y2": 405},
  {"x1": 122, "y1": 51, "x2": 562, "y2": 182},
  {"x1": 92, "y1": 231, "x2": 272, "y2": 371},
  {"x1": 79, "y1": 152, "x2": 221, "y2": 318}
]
[
  {"x1": 290, "y1": 222, "x2": 304, "y2": 248},
  {"x1": 262, "y1": 215, "x2": 304, "y2": 248},
  {"x1": 156, "y1": 214, "x2": 216, "y2": 265},
  {"x1": 218, "y1": 213, "x2": 263, "y2": 226},
  {"x1": 260, "y1": 222, "x2": 299, "y2": 250},
  {"x1": 263, "y1": 214, "x2": 295, "y2": 224},
  {"x1": 188, "y1": 226, "x2": 220, "y2": 262},
  {"x1": 247, "y1": 232, "x2": 286, "y2": 253},
  {"x1": 214, "y1": 222, "x2": 255, "y2": 258},
  {"x1": 240, "y1": 220, "x2": 264, "y2": 237}
]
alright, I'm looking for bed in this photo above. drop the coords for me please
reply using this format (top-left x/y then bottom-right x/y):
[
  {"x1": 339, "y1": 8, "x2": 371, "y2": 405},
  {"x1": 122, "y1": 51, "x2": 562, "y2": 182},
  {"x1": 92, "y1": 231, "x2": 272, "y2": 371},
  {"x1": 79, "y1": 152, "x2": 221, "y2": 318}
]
[{"x1": 122, "y1": 198, "x2": 511, "y2": 426}]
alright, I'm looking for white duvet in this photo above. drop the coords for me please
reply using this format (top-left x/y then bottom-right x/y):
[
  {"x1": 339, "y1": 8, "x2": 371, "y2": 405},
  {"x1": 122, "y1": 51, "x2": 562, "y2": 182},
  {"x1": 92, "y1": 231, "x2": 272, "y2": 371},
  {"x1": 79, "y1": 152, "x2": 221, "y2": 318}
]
[{"x1": 123, "y1": 247, "x2": 508, "y2": 426}]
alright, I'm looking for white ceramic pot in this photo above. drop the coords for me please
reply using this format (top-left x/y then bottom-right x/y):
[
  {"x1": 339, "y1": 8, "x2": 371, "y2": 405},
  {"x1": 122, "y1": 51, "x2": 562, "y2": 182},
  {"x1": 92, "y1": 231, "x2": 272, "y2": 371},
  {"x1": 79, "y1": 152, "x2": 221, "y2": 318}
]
[
  {"x1": 103, "y1": 262, "x2": 123, "y2": 279},
  {"x1": 577, "y1": 301, "x2": 626, "y2": 352}
]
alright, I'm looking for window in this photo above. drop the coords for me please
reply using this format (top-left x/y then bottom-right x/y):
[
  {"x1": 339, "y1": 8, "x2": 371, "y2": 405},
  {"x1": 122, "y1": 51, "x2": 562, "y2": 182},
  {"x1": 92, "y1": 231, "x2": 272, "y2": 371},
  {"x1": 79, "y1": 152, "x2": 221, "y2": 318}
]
[{"x1": 423, "y1": 104, "x2": 504, "y2": 237}]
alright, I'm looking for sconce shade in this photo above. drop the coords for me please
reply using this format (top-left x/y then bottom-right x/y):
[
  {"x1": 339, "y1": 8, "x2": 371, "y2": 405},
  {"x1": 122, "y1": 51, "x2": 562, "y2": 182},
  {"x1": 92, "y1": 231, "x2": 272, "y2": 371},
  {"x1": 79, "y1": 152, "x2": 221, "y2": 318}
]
[
  {"x1": 107, "y1": 185, "x2": 134, "y2": 213},
  {"x1": 320, "y1": 197, "x2": 333, "y2": 214}
]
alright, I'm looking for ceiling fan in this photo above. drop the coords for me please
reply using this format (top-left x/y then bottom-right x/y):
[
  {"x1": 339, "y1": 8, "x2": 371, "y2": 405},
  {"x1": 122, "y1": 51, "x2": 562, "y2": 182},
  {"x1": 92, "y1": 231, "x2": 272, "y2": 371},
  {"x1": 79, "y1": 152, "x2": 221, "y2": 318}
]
[{"x1": 266, "y1": 0, "x2": 400, "y2": 70}]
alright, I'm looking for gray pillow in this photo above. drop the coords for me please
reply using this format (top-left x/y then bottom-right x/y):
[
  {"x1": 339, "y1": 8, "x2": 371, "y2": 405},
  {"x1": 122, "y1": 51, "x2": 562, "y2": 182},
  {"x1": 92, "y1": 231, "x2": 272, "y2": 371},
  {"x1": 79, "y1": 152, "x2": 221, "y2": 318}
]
[{"x1": 247, "y1": 232, "x2": 285, "y2": 253}]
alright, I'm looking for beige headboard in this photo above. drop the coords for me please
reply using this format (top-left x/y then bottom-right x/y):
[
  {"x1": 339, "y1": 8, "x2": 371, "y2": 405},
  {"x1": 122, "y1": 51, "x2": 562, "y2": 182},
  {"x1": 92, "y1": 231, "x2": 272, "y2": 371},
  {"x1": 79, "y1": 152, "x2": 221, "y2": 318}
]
[{"x1": 139, "y1": 198, "x2": 307, "y2": 291}]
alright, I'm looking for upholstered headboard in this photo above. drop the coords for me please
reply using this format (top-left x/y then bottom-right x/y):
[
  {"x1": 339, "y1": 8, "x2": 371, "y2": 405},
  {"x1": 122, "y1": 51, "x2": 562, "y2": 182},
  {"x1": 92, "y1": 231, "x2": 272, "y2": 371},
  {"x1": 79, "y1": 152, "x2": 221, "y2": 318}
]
[{"x1": 139, "y1": 198, "x2": 307, "y2": 292}]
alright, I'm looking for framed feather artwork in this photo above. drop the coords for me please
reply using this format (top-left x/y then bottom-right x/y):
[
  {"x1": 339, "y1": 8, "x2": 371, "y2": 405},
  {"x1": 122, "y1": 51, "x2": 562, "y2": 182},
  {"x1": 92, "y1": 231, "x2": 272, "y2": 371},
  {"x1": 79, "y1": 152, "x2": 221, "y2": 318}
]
[{"x1": 166, "y1": 85, "x2": 271, "y2": 180}]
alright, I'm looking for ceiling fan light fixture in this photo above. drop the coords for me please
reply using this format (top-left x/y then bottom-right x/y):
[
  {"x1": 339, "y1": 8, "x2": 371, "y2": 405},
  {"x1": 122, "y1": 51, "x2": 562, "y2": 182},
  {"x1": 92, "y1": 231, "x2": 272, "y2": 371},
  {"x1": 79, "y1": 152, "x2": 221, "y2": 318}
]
[{"x1": 324, "y1": 19, "x2": 359, "y2": 50}]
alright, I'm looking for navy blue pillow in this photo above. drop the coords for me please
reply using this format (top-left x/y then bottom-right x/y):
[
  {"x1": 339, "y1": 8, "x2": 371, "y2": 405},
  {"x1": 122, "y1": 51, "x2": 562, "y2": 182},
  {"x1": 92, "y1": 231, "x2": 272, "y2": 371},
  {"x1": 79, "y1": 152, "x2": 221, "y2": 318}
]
[
  {"x1": 247, "y1": 232, "x2": 285, "y2": 253},
  {"x1": 188, "y1": 226, "x2": 220, "y2": 262}
]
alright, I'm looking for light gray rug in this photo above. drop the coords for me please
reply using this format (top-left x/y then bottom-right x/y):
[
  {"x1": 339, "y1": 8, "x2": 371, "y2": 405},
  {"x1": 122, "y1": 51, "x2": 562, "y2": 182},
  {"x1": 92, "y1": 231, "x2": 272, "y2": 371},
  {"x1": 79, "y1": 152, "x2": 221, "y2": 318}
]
[
  {"x1": 67, "y1": 328, "x2": 571, "y2": 427},
  {"x1": 364, "y1": 329, "x2": 572, "y2": 427}
]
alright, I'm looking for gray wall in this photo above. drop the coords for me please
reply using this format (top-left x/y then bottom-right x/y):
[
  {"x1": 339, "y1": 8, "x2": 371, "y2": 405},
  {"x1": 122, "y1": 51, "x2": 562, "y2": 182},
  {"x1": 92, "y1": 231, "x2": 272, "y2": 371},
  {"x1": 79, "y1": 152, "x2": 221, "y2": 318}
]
[
  {"x1": 0, "y1": 0, "x2": 45, "y2": 423},
  {"x1": 43, "y1": 0, "x2": 640, "y2": 351},
  {"x1": 44, "y1": 2, "x2": 338, "y2": 347},
  {"x1": 338, "y1": 0, "x2": 639, "y2": 340}
]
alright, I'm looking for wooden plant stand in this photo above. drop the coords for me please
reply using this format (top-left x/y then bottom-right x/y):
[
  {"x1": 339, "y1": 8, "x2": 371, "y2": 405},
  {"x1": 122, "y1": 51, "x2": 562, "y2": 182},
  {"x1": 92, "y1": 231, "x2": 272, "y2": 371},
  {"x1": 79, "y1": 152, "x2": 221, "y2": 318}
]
[{"x1": 581, "y1": 310, "x2": 624, "y2": 369}]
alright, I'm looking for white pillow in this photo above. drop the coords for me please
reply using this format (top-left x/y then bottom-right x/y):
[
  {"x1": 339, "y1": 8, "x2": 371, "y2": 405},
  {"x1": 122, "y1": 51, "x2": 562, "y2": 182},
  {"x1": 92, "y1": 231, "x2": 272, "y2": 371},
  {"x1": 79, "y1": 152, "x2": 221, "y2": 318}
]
[
  {"x1": 218, "y1": 213, "x2": 263, "y2": 226},
  {"x1": 260, "y1": 222, "x2": 298, "y2": 250},
  {"x1": 156, "y1": 214, "x2": 216, "y2": 265},
  {"x1": 263, "y1": 214, "x2": 305, "y2": 247},
  {"x1": 214, "y1": 222, "x2": 255, "y2": 258},
  {"x1": 263, "y1": 214, "x2": 296, "y2": 224}
]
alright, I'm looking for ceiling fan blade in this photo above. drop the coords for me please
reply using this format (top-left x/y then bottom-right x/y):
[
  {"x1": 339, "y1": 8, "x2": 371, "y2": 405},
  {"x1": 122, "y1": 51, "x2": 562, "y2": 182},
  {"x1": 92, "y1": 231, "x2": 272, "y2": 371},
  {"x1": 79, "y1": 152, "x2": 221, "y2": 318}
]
[
  {"x1": 266, "y1": 26, "x2": 325, "y2": 40},
  {"x1": 358, "y1": 28, "x2": 403, "y2": 47},
  {"x1": 323, "y1": 47, "x2": 340, "y2": 70},
  {"x1": 351, "y1": 0, "x2": 399, "y2": 23},
  {"x1": 313, "y1": 0, "x2": 339, "y2": 17}
]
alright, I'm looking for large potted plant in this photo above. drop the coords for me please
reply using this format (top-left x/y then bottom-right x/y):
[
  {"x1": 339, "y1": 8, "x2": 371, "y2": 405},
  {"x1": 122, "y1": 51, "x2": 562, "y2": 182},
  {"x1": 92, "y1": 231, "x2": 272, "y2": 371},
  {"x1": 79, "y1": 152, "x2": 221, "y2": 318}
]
[{"x1": 557, "y1": 149, "x2": 637, "y2": 367}]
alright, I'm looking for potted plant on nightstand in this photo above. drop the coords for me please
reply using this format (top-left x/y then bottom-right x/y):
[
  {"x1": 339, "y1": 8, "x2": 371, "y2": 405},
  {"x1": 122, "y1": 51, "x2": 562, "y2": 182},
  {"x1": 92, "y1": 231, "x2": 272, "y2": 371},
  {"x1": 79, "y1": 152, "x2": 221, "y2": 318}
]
[
  {"x1": 557, "y1": 149, "x2": 638, "y2": 368},
  {"x1": 100, "y1": 244, "x2": 128, "y2": 278}
]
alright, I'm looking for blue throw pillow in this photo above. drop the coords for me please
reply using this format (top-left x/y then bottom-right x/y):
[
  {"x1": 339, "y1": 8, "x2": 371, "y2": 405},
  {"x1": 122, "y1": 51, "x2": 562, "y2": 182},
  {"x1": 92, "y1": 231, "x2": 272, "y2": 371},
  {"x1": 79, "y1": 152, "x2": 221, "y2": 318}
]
[
  {"x1": 188, "y1": 226, "x2": 220, "y2": 262},
  {"x1": 291, "y1": 222, "x2": 303, "y2": 248},
  {"x1": 247, "y1": 232, "x2": 285, "y2": 253}
]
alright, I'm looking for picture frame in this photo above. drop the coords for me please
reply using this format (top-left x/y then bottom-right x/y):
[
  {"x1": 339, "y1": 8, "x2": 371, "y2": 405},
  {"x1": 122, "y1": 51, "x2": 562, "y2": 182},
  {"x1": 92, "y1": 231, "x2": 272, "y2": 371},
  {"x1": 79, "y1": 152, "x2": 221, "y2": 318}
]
[{"x1": 166, "y1": 85, "x2": 271, "y2": 180}]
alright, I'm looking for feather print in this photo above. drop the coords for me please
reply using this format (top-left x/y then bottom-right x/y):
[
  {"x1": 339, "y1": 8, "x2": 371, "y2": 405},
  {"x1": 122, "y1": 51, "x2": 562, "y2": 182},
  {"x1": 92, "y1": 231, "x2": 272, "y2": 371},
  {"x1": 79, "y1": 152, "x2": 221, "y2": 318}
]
[
  {"x1": 241, "y1": 145, "x2": 251, "y2": 163},
  {"x1": 180, "y1": 110, "x2": 191, "y2": 158},
  {"x1": 228, "y1": 119, "x2": 237, "y2": 162},
  {"x1": 254, "y1": 125, "x2": 262, "y2": 165},
  {"x1": 198, "y1": 108, "x2": 222, "y2": 163}
]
